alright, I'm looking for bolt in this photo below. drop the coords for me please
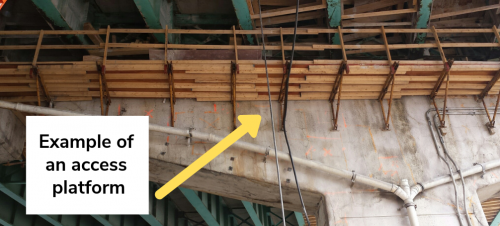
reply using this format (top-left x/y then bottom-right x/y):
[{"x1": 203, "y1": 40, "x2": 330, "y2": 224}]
[
  {"x1": 287, "y1": 168, "x2": 292, "y2": 172},
  {"x1": 286, "y1": 179, "x2": 290, "y2": 183},
  {"x1": 160, "y1": 152, "x2": 166, "y2": 155},
  {"x1": 164, "y1": 142, "x2": 169, "y2": 146},
  {"x1": 228, "y1": 166, "x2": 233, "y2": 171},
  {"x1": 230, "y1": 157, "x2": 235, "y2": 161}
]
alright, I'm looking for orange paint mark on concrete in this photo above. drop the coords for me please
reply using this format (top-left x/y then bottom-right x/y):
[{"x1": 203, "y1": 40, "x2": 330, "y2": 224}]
[
  {"x1": 368, "y1": 127, "x2": 377, "y2": 152},
  {"x1": 306, "y1": 135, "x2": 340, "y2": 140},
  {"x1": 323, "y1": 148, "x2": 333, "y2": 157},
  {"x1": 167, "y1": 136, "x2": 169, "y2": 143},
  {"x1": 214, "y1": 103, "x2": 217, "y2": 112},
  {"x1": 145, "y1": 109, "x2": 154, "y2": 118},
  {"x1": 174, "y1": 112, "x2": 186, "y2": 121},
  {"x1": 199, "y1": 117, "x2": 220, "y2": 129},
  {"x1": 118, "y1": 104, "x2": 121, "y2": 116},
  {"x1": 491, "y1": 172, "x2": 499, "y2": 179},
  {"x1": 342, "y1": 113, "x2": 347, "y2": 128},
  {"x1": 305, "y1": 146, "x2": 315, "y2": 158}
]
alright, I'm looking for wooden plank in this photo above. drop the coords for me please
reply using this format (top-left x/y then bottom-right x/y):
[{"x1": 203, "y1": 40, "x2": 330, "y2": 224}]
[
  {"x1": 430, "y1": 5, "x2": 500, "y2": 20},
  {"x1": 250, "y1": 3, "x2": 327, "y2": 19},
  {"x1": 342, "y1": 8, "x2": 417, "y2": 19},
  {"x1": 344, "y1": 0, "x2": 406, "y2": 14}
]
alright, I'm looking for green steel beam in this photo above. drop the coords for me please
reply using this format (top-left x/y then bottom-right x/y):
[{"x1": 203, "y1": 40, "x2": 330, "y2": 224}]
[
  {"x1": 491, "y1": 210, "x2": 500, "y2": 226},
  {"x1": 31, "y1": 0, "x2": 89, "y2": 44},
  {"x1": 230, "y1": 0, "x2": 255, "y2": 44},
  {"x1": 133, "y1": 0, "x2": 178, "y2": 43},
  {"x1": 0, "y1": 182, "x2": 63, "y2": 226},
  {"x1": 326, "y1": 0, "x2": 342, "y2": 44},
  {"x1": 141, "y1": 215, "x2": 164, "y2": 226},
  {"x1": 179, "y1": 187, "x2": 220, "y2": 226},
  {"x1": 415, "y1": 0, "x2": 433, "y2": 43},
  {"x1": 0, "y1": 217, "x2": 12, "y2": 226},
  {"x1": 91, "y1": 215, "x2": 113, "y2": 226},
  {"x1": 294, "y1": 212, "x2": 304, "y2": 226},
  {"x1": 175, "y1": 14, "x2": 238, "y2": 26},
  {"x1": 241, "y1": 201, "x2": 263, "y2": 226}
]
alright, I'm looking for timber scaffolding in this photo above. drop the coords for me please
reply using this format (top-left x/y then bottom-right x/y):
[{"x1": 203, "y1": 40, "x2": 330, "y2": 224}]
[{"x1": 1, "y1": 27, "x2": 500, "y2": 130}]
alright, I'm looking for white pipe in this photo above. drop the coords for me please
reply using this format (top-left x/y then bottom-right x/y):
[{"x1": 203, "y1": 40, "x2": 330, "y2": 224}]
[
  {"x1": 401, "y1": 179, "x2": 420, "y2": 226},
  {"x1": 0, "y1": 101, "x2": 401, "y2": 197},
  {"x1": 4, "y1": 101, "x2": 500, "y2": 226}
]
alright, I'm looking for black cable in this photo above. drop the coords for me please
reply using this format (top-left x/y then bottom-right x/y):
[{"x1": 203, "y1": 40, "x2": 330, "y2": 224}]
[{"x1": 280, "y1": 0, "x2": 312, "y2": 225}]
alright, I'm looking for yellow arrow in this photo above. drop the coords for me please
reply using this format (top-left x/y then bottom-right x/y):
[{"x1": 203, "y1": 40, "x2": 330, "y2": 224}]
[{"x1": 155, "y1": 115, "x2": 262, "y2": 199}]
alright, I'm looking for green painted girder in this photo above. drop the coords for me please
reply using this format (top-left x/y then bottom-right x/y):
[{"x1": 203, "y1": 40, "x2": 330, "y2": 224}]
[
  {"x1": 0, "y1": 182, "x2": 63, "y2": 226},
  {"x1": 230, "y1": 0, "x2": 255, "y2": 44},
  {"x1": 491, "y1": 210, "x2": 500, "y2": 226},
  {"x1": 132, "y1": 0, "x2": 178, "y2": 43},
  {"x1": 326, "y1": 0, "x2": 342, "y2": 44},
  {"x1": 175, "y1": 14, "x2": 238, "y2": 26},
  {"x1": 241, "y1": 201, "x2": 263, "y2": 226},
  {"x1": 179, "y1": 187, "x2": 220, "y2": 226},
  {"x1": 415, "y1": 0, "x2": 433, "y2": 43},
  {"x1": 91, "y1": 215, "x2": 113, "y2": 226},
  {"x1": 294, "y1": 212, "x2": 304, "y2": 226},
  {"x1": 31, "y1": 0, "x2": 89, "y2": 44}
]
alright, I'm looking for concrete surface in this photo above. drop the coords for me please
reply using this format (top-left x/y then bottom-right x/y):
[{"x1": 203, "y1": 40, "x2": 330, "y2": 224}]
[
  {"x1": 3, "y1": 95, "x2": 500, "y2": 226},
  {"x1": 0, "y1": 109, "x2": 25, "y2": 163}
]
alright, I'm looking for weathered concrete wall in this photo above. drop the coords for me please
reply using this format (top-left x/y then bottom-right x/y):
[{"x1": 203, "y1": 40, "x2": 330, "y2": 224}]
[
  {"x1": 11, "y1": 95, "x2": 500, "y2": 226},
  {"x1": 0, "y1": 109, "x2": 25, "y2": 163}
]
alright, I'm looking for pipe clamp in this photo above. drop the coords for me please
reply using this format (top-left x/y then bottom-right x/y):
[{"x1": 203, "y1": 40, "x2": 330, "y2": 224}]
[{"x1": 473, "y1": 163, "x2": 486, "y2": 178}]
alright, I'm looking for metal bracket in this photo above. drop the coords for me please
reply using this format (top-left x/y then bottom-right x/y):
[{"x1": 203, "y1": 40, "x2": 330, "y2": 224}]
[
  {"x1": 378, "y1": 62, "x2": 400, "y2": 130},
  {"x1": 278, "y1": 61, "x2": 290, "y2": 131},
  {"x1": 97, "y1": 63, "x2": 111, "y2": 115},
  {"x1": 31, "y1": 66, "x2": 52, "y2": 106},
  {"x1": 231, "y1": 62, "x2": 237, "y2": 130},
  {"x1": 351, "y1": 170, "x2": 357, "y2": 183},
  {"x1": 473, "y1": 163, "x2": 486, "y2": 178},
  {"x1": 166, "y1": 62, "x2": 176, "y2": 127},
  {"x1": 330, "y1": 61, "x2": 347, "y2": 131}
]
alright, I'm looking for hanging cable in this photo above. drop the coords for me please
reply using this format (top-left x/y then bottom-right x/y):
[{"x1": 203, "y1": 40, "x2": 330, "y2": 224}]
[
  {"x1": 256, "y1": 0, "x2": 286, "y2": 224},
  {"x1": 279, "y1": 0, "x2": 312, "y2": 225}
]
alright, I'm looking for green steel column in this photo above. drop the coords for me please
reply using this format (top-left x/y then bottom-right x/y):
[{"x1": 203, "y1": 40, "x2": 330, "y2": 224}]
[
  {"x1": 179, "y1": 188, "x2": 220, "y2": 226},
  {"x1": 133, "y1": 0, "x2": 178, "y2": 43},
  {"x1": 230, "y1": 0, "x2": 255, "y2": 44},
  {"x1": 31, "y1": 0, "x2": 89, "y2": 44},
  {"x1": 326, "y1": 0, "x2": 342, "y2": 44},
  {"x1": 415, "y1": 0, "x2": 433, "y2": 43}
]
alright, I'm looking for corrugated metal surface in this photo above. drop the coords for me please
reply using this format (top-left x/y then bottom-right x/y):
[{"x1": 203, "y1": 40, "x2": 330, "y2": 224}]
[{"x1": 304, "y1": 215, "x2": 316, "y2": 226}]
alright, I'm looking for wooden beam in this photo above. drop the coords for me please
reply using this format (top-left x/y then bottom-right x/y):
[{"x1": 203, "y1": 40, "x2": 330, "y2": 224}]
[
  {"x1": 255, "y1": 11, "x2": 324, "y2": 26},
  {"x1": 32, "y1": 30, "x2": 44, "y2": 66},
  {"x1": 343, "y1": 22, "x2": 412, "y2": 27},
  {"x1": 250, "y1": 3, "x2": 327, "y2": 19},
  {"x1": 430, "y1": 4, "x2": 500, "y2": 20},
  {"x1": 344, "y1": 0, "x2": 406, "y2": 14},
  {"x1": 83, "y1": 23, "x2": 104, "y2": 45},
  {"x1": 342, "y1": 8, "x2": 417, "y2": 19}
]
